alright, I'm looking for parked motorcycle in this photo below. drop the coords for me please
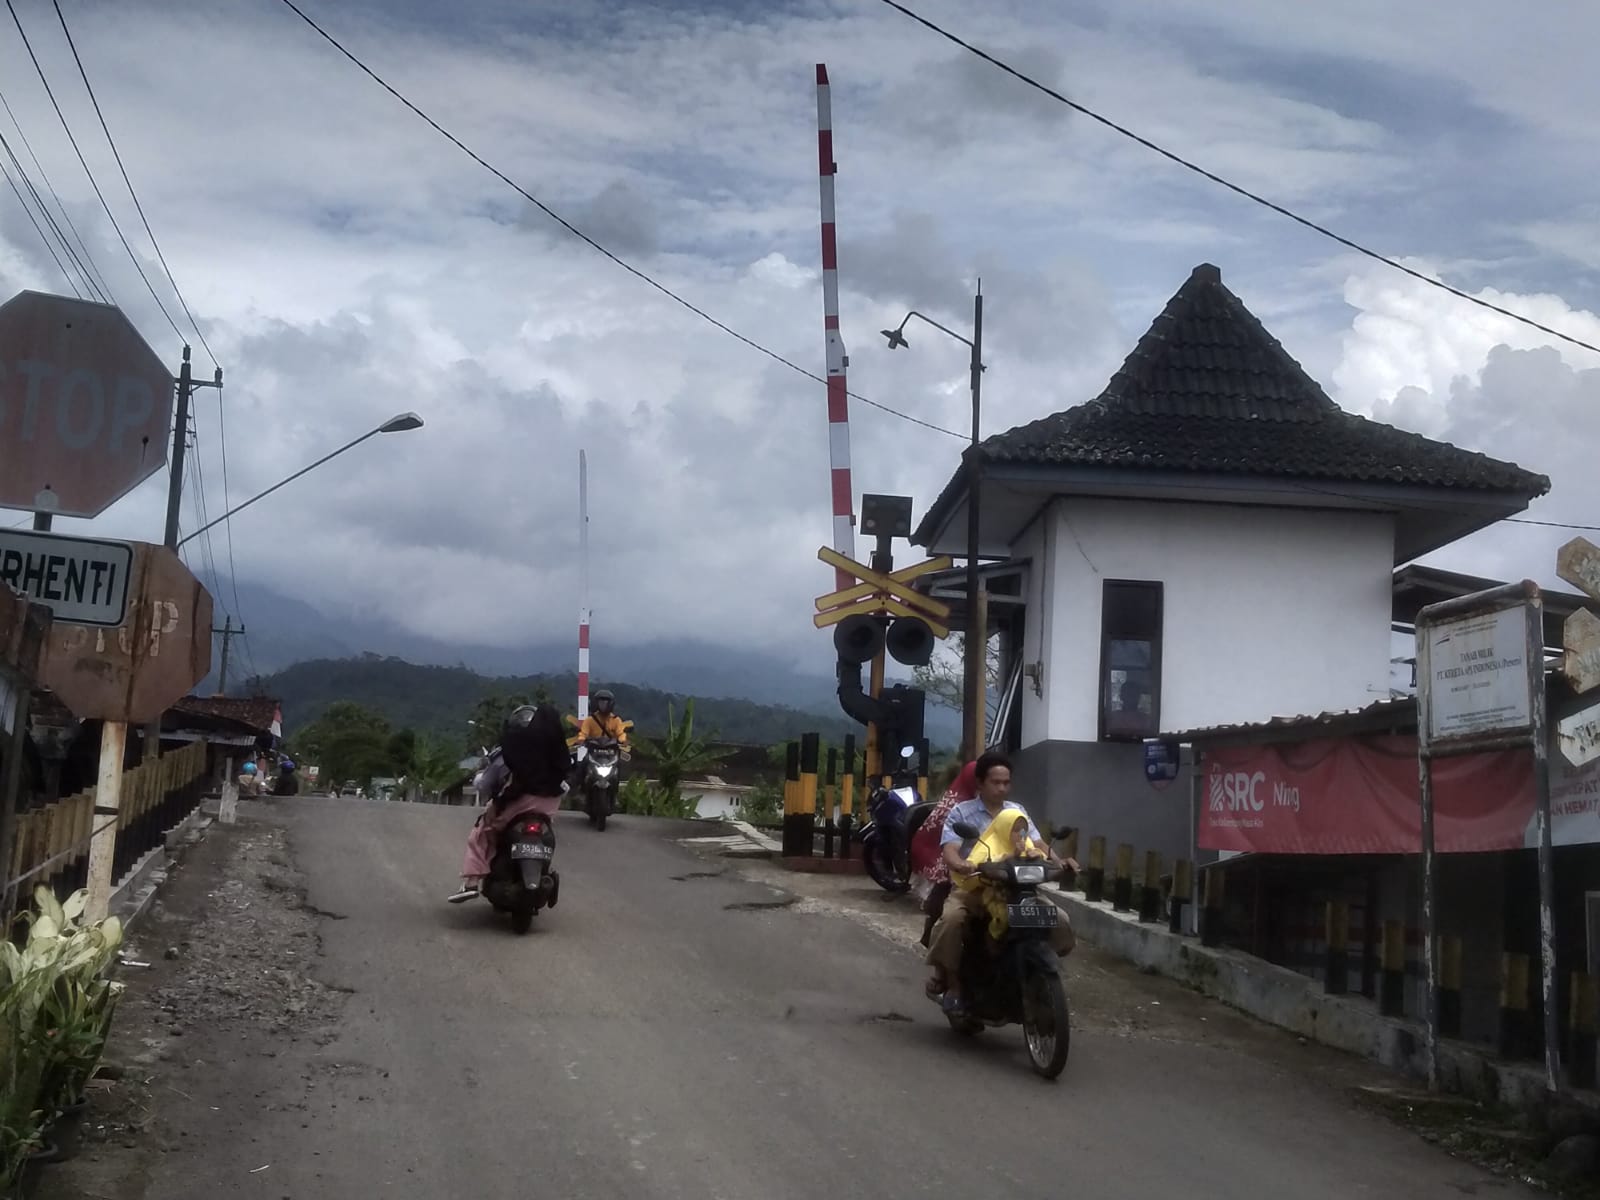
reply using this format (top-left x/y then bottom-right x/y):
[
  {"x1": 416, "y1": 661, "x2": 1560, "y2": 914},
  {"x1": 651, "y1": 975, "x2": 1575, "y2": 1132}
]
[
  {"x1": 920, "y1": 820, "x2": 1071, "y2": 1079},
  {"x1": 477, "y1": 800, "x2": 561, "y2": 935},
  {"x1": 579, "y1": 736, "x2": 625, "y2": 831},
  {"x1": 858, "y1": 748, "x2": 933, "y2": 893}
]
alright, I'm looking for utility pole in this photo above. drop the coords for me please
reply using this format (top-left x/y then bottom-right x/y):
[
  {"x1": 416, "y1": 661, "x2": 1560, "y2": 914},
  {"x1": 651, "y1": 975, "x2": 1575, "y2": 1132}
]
[
  {"x1": 961, "y1": 285, "x2": 985, "y2": 761},
  {"x1": 214, "y1": 616, "x2": 245, "y2": 695}
]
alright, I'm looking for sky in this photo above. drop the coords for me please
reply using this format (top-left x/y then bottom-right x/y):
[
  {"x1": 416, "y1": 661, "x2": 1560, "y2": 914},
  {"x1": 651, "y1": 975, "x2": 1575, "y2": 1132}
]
[{"x1": 0, "y1": 0, "x2": 1597, "y2": 672}]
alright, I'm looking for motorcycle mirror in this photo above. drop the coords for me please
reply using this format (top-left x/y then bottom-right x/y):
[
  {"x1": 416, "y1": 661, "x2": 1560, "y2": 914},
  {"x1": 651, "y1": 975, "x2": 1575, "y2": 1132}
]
[{"x1": 951, "y1": 821, "x2": 981, "y2": 840}]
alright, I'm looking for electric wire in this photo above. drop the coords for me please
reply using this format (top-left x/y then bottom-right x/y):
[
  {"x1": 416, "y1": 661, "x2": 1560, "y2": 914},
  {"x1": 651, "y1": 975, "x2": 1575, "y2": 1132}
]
[{"x1": 0, "y1": 154, "x2": 75, "y2": 293}]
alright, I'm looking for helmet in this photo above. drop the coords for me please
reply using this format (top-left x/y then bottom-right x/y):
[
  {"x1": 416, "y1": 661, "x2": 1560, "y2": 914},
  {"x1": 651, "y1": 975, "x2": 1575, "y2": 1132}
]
[
  {"x1": 280, "y1": 758, "x2": 296, "y2": 771},
  {"x1": 502, "y1": 704, "x2": 539, "y2": 739},
  {"x1": 594, "y1": 689, "x2": 615, "y2": 712},
  {"x1": 243, "y1": 762, "x2": 257, "y2": 775}
]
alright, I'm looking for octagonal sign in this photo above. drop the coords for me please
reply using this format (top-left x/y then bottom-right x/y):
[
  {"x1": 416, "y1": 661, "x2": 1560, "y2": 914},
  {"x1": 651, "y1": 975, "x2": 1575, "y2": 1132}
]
[{"x1": 0, "y1": 291, "x2": 173, "y2": 518}]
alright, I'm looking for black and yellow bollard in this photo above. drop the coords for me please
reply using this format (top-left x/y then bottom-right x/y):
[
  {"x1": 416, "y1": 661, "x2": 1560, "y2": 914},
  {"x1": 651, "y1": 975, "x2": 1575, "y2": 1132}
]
[
  {"x1": 1325, "y1": 901, "x2": 1349, "y2": 995},
  {"x1": 1200, "y1": 865, "x2": 1224, "y2": 947},
  {"x1": 1138, "y1": 850, "x2": 1162, "y2": 922},
  {"x1": 822, "y1": 747, "x2": 838, "y2": 859},
  {"x1": 1112, "y1": 843, "x2": 1135, "y2": 913},
  {"x1": 1499, "y1": 952, "x2": 1532, "y2": 1058},
  {"x1": 1169, "y1": 858, "x2": 1192, "y2": 933},
  {"x1": 1568, "y1": 971, "x2": 1598, "y2": 1089},
  {"x1": 781, "y1": 740, "x2": 802, "y2": 856},
  {"x1": 916, "y1": 738, "x2": 930, "y2": 800},
  {"x1": 1379, "y1": 920, "x2": 1406, "y2": 1018},
  {"x1": 1084, "y1": 835, "x2": 1107, "y2": 903},
  {"x1": 1439, "y1": 935, "x2": 1463, "y2": 1037},
  {"x1": 1061, "y1": 829, "x2": 1080, "y2": 892},
  {"x1": 839, "y1": 735, "x2": 856, "y2": 860},
  {"x1": 797, "y1": 732, "x2": 819, "y2": 858}
]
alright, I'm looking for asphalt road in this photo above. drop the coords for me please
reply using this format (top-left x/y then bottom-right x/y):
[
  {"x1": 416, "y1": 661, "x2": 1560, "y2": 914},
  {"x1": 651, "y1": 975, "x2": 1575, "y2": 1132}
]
[{"x1": 128, "y1": 799, "x2": 1528, "y2": 1198}]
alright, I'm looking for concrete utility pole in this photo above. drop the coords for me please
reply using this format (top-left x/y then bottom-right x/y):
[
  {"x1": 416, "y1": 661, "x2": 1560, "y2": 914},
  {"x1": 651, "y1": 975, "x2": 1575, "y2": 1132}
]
[{"x1": 214, "y1": 615, "x2": 245, "y2": 695}]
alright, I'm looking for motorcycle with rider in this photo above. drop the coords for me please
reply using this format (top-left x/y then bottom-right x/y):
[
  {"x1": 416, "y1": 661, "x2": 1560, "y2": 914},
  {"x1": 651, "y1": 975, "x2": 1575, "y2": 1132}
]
[{"x1": 570, "y1": 689, "x2": 631, "y2": 831}]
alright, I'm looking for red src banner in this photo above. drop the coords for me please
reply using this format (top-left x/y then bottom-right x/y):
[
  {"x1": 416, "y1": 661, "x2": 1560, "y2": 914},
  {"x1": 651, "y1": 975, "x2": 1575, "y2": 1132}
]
[{"x1": 1199, "y1": 736, "x2": 1536, "y2": 855}]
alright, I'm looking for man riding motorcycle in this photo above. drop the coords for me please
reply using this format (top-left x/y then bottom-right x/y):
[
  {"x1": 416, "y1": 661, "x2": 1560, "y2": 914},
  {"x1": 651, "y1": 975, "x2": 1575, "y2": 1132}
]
[
  {"x1": 573, "y1": 689, "x2": 630, "y2": 749},
  {"x1": 924, "y1": 751, "x2": 1078, "y2": 1016}
]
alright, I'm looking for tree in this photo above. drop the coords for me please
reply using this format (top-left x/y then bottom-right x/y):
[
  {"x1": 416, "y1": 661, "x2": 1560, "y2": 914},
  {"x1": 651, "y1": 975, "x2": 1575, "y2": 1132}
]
[
  {"x1": 637, "y1": 699, "x2": 729, "y2": 813},
  {"x1": 912, "y1": 634, "x2": 1003, "y2": 730},
  {"x1": 291, "y1": 702, "x2": 395, "y2": 786},
  {"x1": 408, "y1": 732, "x2": 469, "y2": 796}
]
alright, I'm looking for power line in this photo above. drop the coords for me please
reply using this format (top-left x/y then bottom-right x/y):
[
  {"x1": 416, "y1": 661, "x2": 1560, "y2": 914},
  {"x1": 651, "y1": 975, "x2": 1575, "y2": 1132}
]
[
  {"x1": 50, "y1": 0, "x2": 216, "y2": 367},
  {"x1": 214, "y1": 387, "x2": 249, "y2": 639},
  {"x1": 1506, "y1": 515, "x2": 1600, "y2": 533},
  {"x1": 274, "y1": 0, "x2": 964, "y2": 441},
  {"x1": 0, "y1": 124, "x2": 94, "y2": 298},
  {"x1": 0, "y1": 154, "x2": 76, "y2": 293},
  {"x1": 4, "y1": 0, "x2": 184, "y2": 345},
  {"x1": 0, "y1": 86, "x2": 111, "y2": 301},
  {"x1": 876, "y1": 0, "x2": 1600, "y2": 360}
]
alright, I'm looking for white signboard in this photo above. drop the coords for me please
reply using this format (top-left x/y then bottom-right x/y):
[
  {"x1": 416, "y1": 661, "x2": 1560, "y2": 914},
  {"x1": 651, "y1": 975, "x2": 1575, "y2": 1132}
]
[
  {"x1": 0, "y1": 528, "x2": 131, "y2": 627},
  {"x1": 1559, "y1": 703, "x2": 1600, "y2": 770},
  {"x1": 1423, "y1": 604, "x2": 1532, "y2": 742}
]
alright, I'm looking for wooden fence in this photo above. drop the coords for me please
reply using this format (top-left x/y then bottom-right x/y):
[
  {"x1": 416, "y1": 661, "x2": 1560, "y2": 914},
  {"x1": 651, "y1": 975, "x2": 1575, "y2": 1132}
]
[{"x1": 3, "y1": 741, "x2": 209, "y2": 917}]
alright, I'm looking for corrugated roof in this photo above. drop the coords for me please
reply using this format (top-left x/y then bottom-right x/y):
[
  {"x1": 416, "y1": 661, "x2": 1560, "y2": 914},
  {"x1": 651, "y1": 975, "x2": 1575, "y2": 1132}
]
[
  {"x1": 1162, "y1": 696, "x2": 1419, "y2": 745},
  {"x1": 171, "y1": 695, "x2": 282, "y2": 735}
]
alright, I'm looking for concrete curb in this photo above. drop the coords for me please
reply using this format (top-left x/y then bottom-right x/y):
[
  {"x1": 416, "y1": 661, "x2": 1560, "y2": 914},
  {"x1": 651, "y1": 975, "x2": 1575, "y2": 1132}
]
[
  {"x1": 1046, "y1": 887, "x2": 1597, "y2": 1117},
  {"x1": 111, "y1": 802, "x2": 214, "y2": 933}
]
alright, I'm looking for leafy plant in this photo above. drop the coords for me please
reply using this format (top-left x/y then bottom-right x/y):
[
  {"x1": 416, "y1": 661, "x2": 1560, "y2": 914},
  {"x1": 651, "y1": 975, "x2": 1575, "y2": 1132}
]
[
  {"x1": 636, "y1": 700, "x2": 729, "y2": 811},
  {"x1": 736, "y1": 782, "x2": 782, "y2": 826}
]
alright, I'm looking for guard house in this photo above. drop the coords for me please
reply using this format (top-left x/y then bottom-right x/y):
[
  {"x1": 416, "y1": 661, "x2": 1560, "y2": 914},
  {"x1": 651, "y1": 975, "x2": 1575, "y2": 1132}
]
[{"x1": 913, "y1": 263, "x2": 1550, "y2": 862}]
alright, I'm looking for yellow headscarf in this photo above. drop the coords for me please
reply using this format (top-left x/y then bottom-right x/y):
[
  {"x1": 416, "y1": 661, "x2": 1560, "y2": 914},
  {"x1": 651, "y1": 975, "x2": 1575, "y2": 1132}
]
[{"x1": 956, "y1": 809, "x2": 1042, "y2": 938}]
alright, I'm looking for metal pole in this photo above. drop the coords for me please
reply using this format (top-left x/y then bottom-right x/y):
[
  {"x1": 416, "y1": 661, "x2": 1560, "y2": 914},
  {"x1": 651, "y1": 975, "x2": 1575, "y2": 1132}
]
[
  {"x1": 0, "y1": 678, "x2": 32, "y2": 922},
  {"x1": 163, "y1": 348, "x2": 192, "y2": 548},
  {"x1": 217, "y1": 615, "x2": 232, "y2": 694},
  {"x1": 31, "y1": 512, "x2": 50, "y2": 531},
  {"x1": 84, "y1": 720, "x2": 127, "y2": 923},
  {"x1": 968, "y1": 581, "x2": 988, "y2": 753},
  {"x1": 1414, "y1": 609, "x2": 1441, "y2": 1088},
  {"x1": 1529, "y1": 596, "x2": 1559, "y2": 1091},
  {"x1": 961, "y1": 284, "x2": 984, "y2": 761}
]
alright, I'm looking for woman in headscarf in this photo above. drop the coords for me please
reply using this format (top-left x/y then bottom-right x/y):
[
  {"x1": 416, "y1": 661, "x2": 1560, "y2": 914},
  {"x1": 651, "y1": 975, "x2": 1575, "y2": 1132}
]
[{"x1": 910, "y1": 760, "x2": 978, "y2": 889}]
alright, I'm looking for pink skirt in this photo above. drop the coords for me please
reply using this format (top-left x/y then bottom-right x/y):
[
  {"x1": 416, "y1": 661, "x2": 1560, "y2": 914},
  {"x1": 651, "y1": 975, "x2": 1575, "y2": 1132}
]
[{"x1": 462, "y1": 793, "x2": 562, "y2": 877}]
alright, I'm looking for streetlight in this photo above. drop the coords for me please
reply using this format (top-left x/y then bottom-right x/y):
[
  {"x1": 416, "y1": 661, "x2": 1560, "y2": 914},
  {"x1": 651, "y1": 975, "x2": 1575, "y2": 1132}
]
[
  {"x1": 882, "y1": 285, "x2": 985, "y2": 760},
  {"x1": 177, "y1": 412, "x2": 424, "y2": 548}
]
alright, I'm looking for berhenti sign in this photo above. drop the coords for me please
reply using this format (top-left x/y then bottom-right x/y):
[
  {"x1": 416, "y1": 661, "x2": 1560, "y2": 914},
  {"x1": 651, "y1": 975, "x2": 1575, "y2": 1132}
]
[{"x1": 0, "y1": 528, "x2": 131, "y2": 627}]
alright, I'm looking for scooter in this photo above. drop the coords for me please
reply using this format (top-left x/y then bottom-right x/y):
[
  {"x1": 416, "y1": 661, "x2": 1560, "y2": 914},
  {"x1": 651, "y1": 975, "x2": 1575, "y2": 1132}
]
[
  {"x1": 580, "y1": 736, "x2": 624, "y2": 831},
  {"x1": 477, "y1": 799, "x2": 561, "y2": 935},
  {"x1": 858, "y1": 748, "x2": 936, "y2": 894},
  {"x1": 921, "y1": 820, "x2": 1072, "y2": 1079}
]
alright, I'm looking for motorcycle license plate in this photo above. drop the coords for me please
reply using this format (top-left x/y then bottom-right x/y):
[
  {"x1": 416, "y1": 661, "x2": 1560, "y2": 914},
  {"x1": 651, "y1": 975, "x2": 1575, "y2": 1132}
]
[
  {"x1": 1007, "y1": 902, "x2": 1057, "y2": 929},
  {"x1": 511, "y1": 842, "x2": 552, "y2": 860}
]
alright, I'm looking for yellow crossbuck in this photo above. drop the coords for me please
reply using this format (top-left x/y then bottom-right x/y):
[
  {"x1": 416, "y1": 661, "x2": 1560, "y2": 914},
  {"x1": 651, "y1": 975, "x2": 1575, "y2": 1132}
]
[{"x1": 812, "y1": 547, "x2": 952, "y2": 638}]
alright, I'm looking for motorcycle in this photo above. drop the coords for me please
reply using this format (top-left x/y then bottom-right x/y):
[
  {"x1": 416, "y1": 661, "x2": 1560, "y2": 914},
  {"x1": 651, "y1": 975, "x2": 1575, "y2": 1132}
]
[
  {"x1": 858, "y1": 748, "x2": 935, "y2": 893},
  {"x1": 271, "y1": 758, "x2": 300, "y2": 797},
  {"x1": 920, "y1": 819, "x2": 1071, "y2": 1079},
  {"x1": 579, "y1": 736, "x2": 625, "y2": 831},
  {"x1": 476, "y1": 797, "x2": 561, "y2": 935}
]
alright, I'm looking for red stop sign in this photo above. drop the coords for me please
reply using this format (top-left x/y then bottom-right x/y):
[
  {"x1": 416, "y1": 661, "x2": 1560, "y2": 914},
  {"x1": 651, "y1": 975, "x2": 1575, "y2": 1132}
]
[{"x1": 0, "y1": 291, "x2": 174, "y2": 519}]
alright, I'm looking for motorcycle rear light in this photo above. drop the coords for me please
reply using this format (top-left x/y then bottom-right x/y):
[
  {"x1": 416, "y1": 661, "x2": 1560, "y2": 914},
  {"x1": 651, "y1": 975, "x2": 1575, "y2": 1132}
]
[{"x1": 521, "y1": 820, "x2": 544, "y2": 834}]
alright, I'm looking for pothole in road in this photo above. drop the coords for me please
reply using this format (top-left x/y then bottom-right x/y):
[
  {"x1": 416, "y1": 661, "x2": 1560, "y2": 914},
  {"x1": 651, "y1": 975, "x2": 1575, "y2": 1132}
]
[
  {"x1": 724, "y1": 897, "x2": 799, "y2": 912},
  {"x1": 671, "y1": 870, "x2": 726, "y2": 881},
  {"x1": 861, "y1": 1011, "x2": 914, "y2": 1024}
]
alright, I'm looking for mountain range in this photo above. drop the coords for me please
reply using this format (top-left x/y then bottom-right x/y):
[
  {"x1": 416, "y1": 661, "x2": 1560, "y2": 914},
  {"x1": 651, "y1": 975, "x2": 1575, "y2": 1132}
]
[{"x1": 198, "y1": 572, "x2": 961, "y2": 743}]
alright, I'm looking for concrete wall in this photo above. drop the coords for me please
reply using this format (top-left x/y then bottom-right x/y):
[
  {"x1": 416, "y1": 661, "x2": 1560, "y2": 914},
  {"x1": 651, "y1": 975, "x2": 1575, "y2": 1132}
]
[
  {"x1": 1027, "y1": 498, "x2": 1394, "y2": 742},
  {"x1": 1013, "y1": 740, "x2": 1198, "y2": 865}
]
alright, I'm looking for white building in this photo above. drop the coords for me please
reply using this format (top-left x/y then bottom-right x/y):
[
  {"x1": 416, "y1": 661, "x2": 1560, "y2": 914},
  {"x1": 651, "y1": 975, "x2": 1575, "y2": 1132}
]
[{"x1": 913, "y1": 263, "x2": 1550, "y2": 860}]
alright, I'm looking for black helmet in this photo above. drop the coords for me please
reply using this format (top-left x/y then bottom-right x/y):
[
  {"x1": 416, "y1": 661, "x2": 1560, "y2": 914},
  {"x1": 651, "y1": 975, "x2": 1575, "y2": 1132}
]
[
  {"x1": 594, "y1": 689, "x2": 615, "y2": 710},
  {"x1": 502, "y1": 704, "x2": 538, "y2": 739}
]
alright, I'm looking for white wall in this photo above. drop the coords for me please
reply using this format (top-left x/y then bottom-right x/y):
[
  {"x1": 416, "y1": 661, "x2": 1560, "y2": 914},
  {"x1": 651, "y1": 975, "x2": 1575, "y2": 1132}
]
[{"x1": 1026, "y1": 498, "x2": 1394, "y2": 743}]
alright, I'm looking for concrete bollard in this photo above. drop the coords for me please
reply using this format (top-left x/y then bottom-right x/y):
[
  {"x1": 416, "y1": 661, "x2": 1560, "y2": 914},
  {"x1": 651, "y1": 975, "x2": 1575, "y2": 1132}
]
[
  {"x1": 1085, "y1": 836, "x2": 1107, "y2": 903},
  {"x1": 1568, "y1": 971, "x2": 1598, "y2": 1089},
  {"x1": 839, "y1": 735, "x2": 856, "y2": 860},
  {"x1": 1200, "y1": 866, "x2": 1225, "y2": 947},
  {"x1": 1499, "y1": 952, "x2": 1533, "y2": 1059},
  {"x1": 822, "y1": 747, "x2": 838, "y2": 859},
  {"x1": 781, "y1": 741, "x2": 802, "y2": 856},
  {"x1": 796, "y1": 733, "x2": 819, "y2": 859},
  {"x1": 1061, "y1": 829, "x2": 1080, "y2": 893},
  {"x1": 1325, "y1": 900, "x2": 1349, "y2": 995},
  {"x1": 1169, "y1": 859, "x2": 1192, "y2": 933},
  {"x1": 1439, "y1": 936, "x2": 1463, "y2": 1038},
  {"x1": 1137, "y1": 850, "x2": 1162, "y2": 923},
  {"x1": 1379, "y1": 920, "x2": 1406, "y2": 1018},
  {"x1": 1112, "y1": 843, "x2": 1135, "y2": 913}
]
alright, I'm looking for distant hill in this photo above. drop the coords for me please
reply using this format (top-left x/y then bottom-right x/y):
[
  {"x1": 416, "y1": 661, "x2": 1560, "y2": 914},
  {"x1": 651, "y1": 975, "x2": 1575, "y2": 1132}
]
[{"x1": 261, "y1": 654, "x2": 860, "y2": 748}]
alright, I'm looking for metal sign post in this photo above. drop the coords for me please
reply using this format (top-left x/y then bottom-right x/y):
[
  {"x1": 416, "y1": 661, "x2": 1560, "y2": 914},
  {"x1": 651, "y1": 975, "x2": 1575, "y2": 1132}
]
[{"x1": 1415, "y1": 580, "x2": 1551, "y2": 1091}]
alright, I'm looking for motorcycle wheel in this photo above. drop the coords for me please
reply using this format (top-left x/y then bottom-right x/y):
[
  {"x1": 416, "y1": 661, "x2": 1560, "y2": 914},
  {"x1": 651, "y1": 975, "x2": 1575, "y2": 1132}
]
[
  {"x1": 511, "y1": 907, "x2": 534, "y2": 936},
  {"x1": 594, "y1": 805, "x2": 607, "y2": 832},
  {"x1": 862, "y1": 838, "x2": 909, "y2": 894},
  {"x1": 1021, "y1": 972, "x2": 1071, "y2": 1079}
]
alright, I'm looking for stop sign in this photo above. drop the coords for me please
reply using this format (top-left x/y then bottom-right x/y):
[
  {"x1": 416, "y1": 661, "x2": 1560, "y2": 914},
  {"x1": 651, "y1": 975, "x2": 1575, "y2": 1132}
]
[{"x1": 0, "y1": 291, "x2": 173, "y2": 518}]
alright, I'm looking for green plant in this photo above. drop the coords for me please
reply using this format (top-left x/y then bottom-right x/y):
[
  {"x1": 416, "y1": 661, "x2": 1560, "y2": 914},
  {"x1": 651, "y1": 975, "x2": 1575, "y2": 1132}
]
[
  {"x1": 0, "y1": 887, "x2": 125, "y2": 1189},
  {"x1": 736, "y1": 781, "x2": 782, "y2": 826},
  {"x1": 637, "y1": 700, "x2": 729, "y2": 812},
  {"x1": 616, "y1": 776, "x2": 654, "y2": 815}
]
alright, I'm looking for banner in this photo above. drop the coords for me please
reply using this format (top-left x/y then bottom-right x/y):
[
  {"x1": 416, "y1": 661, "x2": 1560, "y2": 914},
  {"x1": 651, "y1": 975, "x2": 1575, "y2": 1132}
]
[{"x1": 1199, "y1": 735, "x2": 1538, "y2": 855}]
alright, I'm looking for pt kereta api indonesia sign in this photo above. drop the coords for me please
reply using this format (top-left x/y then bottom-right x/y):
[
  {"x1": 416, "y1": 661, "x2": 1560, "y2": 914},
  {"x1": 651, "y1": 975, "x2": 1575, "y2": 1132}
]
[
  {"x1": 0, "y1": 291, "x2": 173, "y2": 519},
  {"x1": 0, "y1": 528, "x2": 131, "y2": 627}
]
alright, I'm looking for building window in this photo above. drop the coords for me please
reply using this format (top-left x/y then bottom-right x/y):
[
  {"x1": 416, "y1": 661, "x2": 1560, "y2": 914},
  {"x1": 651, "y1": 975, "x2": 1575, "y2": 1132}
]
[{"x1": 1099, "y1": 580, "x2": 1162, "y2": 741}]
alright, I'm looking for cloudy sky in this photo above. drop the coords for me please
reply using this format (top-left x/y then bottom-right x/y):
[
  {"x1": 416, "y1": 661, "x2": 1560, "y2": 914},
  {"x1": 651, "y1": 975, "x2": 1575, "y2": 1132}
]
[{"x1": 0, "y1": 0, "x2": 1596, "y2": 669}]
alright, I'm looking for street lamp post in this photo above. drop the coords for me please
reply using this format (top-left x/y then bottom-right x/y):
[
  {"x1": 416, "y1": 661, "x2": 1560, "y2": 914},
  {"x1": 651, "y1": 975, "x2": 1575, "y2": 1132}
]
[
  {"x1": 883, "y1": 284, "x2": 985, "y2": 760},
  {"x1": 176, "y1": 412, "x2": 424, "y2": 549}
]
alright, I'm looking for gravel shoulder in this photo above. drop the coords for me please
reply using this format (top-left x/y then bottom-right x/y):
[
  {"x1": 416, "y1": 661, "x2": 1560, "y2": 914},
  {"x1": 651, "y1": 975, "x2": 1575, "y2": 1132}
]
[{"x1": 31, "y1": 802, "x2": 348, "y2": 1200}]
